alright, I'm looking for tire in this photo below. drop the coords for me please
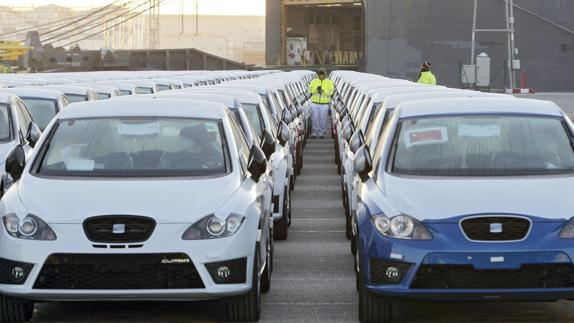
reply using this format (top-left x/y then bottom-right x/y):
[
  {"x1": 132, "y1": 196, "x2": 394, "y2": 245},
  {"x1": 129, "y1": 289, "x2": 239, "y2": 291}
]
[
  {"x1": 358, "y1": 257, "x2": 393, "y2": 323},
  {"x1": 224, "y1": 249, "x2": 262, "y2": 322},
  {"x1": 0, "y1": 295, "x2": 34, "y2": 322},
  {"x1": 273, "y1": 187, "x2": 290, "y2": 240},
  {"x1": 261, "y1": 240, "x2": 272, "y2": 293}
]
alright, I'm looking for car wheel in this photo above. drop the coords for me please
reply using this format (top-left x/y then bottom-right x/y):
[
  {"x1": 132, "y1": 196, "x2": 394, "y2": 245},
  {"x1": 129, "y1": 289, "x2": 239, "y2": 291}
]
[
  {"x1": 358, "y1": 257, "x2": 393, "y2": 323},
  {"x1": 0, "y1": 295, "x2": 34, "y2": 322},
  {"x1": 224, "y1": 248, "x2": 262, "y2": 322},
  {"x1": 273, "y1": 187, "x2": 290, "y2": 240},
  {"x1": 261, "y1": 240, "x2": 272, "y2": 293}
]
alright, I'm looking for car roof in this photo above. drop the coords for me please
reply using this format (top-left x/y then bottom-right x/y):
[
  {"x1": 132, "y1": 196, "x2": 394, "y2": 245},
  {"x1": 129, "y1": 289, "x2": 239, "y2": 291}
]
[
  {"x1": 155, "y1": 92, "x2": 238, "y2": 109},
  {"x1": 0, "y1": 92, "x2": 14, "y2": 104},
  {"x1": 39, "y1": 85, "x2": 95, "y2": 95},
  {"x1": 396, "y1": 97, "x2": 564, "y2": 118},
  {"x1": 0, "y1": 87, "x2": 63, "y2": 100},
  {"x1": 57, "y1": 98, "x2": 229, "y2": 120},
  {"x1": 188, "y1": 87, "x2": 261, "y2": 104},
  {"x1": 383, "y1": 91, "x2": 513, "y2": 109}
]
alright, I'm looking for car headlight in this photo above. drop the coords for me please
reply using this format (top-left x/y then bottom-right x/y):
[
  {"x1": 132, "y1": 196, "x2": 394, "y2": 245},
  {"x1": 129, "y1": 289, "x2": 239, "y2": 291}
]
[
  {"x1": 2, "y1": 214, "x2": 57, "y2": 240},
  {"x1": 559, "y1": 218, "x2": 574, "y2": 238},
  {"x1": 372, "y1": 214, "x2": 432, "y2": 240},
  {"x1": 182, "y1": 214, "x2": 245, "y2": 240}
]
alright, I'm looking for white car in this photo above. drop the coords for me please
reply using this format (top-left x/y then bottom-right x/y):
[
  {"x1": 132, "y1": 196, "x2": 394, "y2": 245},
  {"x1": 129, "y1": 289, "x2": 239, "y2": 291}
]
[
  {"x1": 0, "y1": 88, "x2": 69, "y2": 131},
  {"x1": 0, "y1": 98, "x2": 273, "y2": 322},
  {"x1": 38, "y1": 85, "x2": 99, "y2": 103}
]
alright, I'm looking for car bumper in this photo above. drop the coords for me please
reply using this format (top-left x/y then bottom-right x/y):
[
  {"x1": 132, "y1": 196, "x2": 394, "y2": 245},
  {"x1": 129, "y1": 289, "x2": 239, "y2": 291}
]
[
  {"x1": 0, "y1": 223, "x2": 258, "y2": 301},
  {"x1": 359, "y1": 219, "x2": 574, "y2": 301}
]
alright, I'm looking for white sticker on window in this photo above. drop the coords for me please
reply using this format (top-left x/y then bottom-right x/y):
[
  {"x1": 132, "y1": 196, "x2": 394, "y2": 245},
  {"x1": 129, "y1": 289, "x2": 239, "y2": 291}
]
[
  {"x1": 404, "y1": 127, "x2": 448, "y2": 148},
  {"x1": 205, "y1": 123, "x2": 218, "y2": 132},
  {"x1": 117, "y1": 122, "x2": 160, "y2": 136},
  {"x1": 64, "y1": 158, "x2": 95, "y2": 171},
  {"x1": 458, "y1": 124, "x2": 501, "y2": 138}
]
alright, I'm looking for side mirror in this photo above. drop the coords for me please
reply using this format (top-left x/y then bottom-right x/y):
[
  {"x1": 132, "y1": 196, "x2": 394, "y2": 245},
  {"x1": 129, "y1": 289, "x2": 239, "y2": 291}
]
[
  {"x1": 26, "y1": 122, "x2": 42, "y2": 148},
  {"x1": 5, "y1": 145, "x2": 26, "y2": 182},
  {"x1": 0, "y1": 175, "x2": 4, "y2": 200},
  {"x1": 277, "y1": 121, "x2": 291, "y2": 146},
  {"x1": 248, "y1": 145, "x2": 267, "y2": 182},
  {"x1": 260, "y1": 129, "x2": 276, "y2": 159},
  {"x1": 342, "y1": 122, "x2": 354, "y2": 142},
  {"x1": 350, "y1": 129, "x2": 365, "y2": 154},
  {"x1": 354, "y1": 145, "x2": 373, "y2": 182},
  {"x1": 282, "y1": 109, "x2": 293, "y2": 124}
]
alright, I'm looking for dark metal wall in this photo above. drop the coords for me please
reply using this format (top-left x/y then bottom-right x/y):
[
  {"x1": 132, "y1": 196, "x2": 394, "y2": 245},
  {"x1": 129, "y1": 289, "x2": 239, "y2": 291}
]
[
  {"x1": 362, "y1": 0, "x2": 574, "y2": 91},
  {"x1": 266, "y1": 0, "x2": 574, "y2": 91}
]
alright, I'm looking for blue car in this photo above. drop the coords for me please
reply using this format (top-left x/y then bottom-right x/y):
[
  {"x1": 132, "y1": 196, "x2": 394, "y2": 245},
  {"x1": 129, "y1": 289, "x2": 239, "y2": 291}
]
[{"x1": 353, "y1": 97, "x2": 574, "y2": 322}]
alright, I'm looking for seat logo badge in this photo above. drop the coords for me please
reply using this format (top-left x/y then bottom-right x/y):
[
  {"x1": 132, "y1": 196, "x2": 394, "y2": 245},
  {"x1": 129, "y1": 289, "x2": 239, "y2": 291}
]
[
  {"x1": 113, "y1": 224, "x2": 126, "y2": 234},
  {"x1": 161, "y1": 258, "x2": 191, "y2": 264},
  {"x1": 490, "y1": 223, "x2": 503, "y2": 234}
]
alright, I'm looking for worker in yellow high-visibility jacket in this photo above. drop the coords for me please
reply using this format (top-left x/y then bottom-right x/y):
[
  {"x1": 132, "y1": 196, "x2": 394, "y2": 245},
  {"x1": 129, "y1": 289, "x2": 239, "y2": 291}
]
[
  {"x1": 417, "y1": 61, "x2": 437, "y2": 85},
  {"x1": 308, "y1": 70, "x2": 334, "y2": 139}
]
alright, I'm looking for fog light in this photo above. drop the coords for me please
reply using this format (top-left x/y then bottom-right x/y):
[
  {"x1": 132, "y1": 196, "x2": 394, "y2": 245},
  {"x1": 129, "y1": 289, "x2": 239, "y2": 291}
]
[
  {"x1": 217, "y1": 266, "x2": 231, "y2": 280},
  {"x1": 385, "y1": 266, "x2": 401, "y2": 281},
  {"x1": 11, "y1": 267, "x2": 25, "y2": 281}
]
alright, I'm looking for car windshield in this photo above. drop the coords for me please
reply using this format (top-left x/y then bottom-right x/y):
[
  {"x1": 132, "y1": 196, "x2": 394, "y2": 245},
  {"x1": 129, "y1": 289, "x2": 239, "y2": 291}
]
[
  {"x1": 391, "y1": 115, "x2": 574, "y2": 176},
  {"x1": 242, "y1": 103, "x2": 263, "y2": 138},
  {"x1": 21, "y1": 98, "x2": 58, "y2": 131},
  {"x1": 119, "y1": 90, "x2": 132, "y2": 96},
  {"x1": 157, "y1": 85, "x2": 171, "y2": 91},
  {"x1": 136, "y1": 87, "x2": 153, "y2": 94},
  {"x1": 37, "y1": 117, "x2": 228, "y2": 177},
  {"x1": 97, "y1": 93, "x2": 111, "y2": 100},
  {"x1": 0, "y1": 104, "x2": 12, "y2": 142},
  {"x1": 67, "y1": 94, "x2": 88, "y2": 103}
]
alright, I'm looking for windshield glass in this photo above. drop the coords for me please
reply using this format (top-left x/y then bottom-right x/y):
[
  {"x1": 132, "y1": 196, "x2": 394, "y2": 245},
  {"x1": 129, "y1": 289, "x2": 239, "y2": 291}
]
[
  {"x1": 38, "y1": 117, "x2": 227, "y2": 177},
  {"x1": 242, "y1": 104, "x2": 263, "y2": 139},
  {"x1": 119, "y1": 90, "x2": 132, "y2": 96},
  {"x1": 136, "y1": 87, "x2": 153, "y2": 94},
  {"x1": 67, "y1": 94, "x2": 88, "y2": 103},
  {"x1": 391, "y1": 115, "x2": 574, "y2": 176},
  {"x1": 0, "y1": 104, "x2": 12, "y2": 142},
  {"x1": 21, "y1": 98, "x2": 58, "y2": 131},
  {"x1": 157, "y1": 85, "x2": 171, "y2": 91},
  {"x1": 97, "y1": 93, "x2": 111, "y2": 100}
]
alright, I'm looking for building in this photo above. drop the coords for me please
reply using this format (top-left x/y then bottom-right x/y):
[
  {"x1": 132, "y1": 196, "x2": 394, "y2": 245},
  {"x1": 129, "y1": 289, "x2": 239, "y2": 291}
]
[{"x1": 266, "y1": 0, "x2": 574, "y2": 91}]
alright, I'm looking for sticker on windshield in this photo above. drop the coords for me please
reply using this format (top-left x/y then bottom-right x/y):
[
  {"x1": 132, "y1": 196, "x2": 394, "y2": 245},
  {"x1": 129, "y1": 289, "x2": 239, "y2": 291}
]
[
  {"x1": 458, "y1": 124, "x2": 501, "y2": 138},
  {"x1": 204, "y1": 123, "x2": 218, "y2": 132},
  {"x1": 117, "y1": 122, "x2": 160, "y2": 136},
  {"x1": 64, "y1": 158, "x2": 95, "y2": 171},
  {"x1": 405, "y1": 127, "x2": 448, "y2": 147}
]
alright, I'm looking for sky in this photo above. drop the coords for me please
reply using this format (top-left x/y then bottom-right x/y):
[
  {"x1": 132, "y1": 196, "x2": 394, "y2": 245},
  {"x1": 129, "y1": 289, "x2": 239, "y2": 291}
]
[{"x1": 0, "y1": 0, "x2": 266, "y2": 15}]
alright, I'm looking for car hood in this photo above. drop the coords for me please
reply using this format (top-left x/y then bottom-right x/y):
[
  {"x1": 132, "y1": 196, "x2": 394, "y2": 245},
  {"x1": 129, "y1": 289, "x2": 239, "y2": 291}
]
[
  {"x1": 17, "y1": 174, "x2": 240, "y2": 224},
  {"x1": 383, "y1": 174, "x2": 574, "y2": 222}
]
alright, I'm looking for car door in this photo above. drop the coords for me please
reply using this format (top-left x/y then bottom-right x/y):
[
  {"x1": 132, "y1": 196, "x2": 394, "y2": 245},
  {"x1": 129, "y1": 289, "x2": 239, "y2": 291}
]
[{"x1": 229, "y1": 115, "x2": 270, "y2": 269}]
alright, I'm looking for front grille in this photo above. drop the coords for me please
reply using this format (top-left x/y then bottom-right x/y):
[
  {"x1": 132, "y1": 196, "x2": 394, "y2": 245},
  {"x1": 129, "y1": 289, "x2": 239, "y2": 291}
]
[
  {"x1": 411, "y1": 264, "x2": 574, "y2": 289},
  {"x1": 461, "y1": 216, "x2": 530, "y2": 241},
  {"x1": 83, "y1": 215, "x2": 156, "y2": 243},
  {"x1": 34, "y1": 253, "x2": 204, "y2": 290}
]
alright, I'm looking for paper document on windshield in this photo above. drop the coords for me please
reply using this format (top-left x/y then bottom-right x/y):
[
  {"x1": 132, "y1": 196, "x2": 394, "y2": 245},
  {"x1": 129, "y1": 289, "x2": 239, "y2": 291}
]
[
  {"x1": 118, "y1": 122, "x2": 160, "y2": 136},
  {"x1": 405, "y1": 127, "x2": 448, "y2": 148},
  {"x1": 458, "y1": 124, "x2": 501, "y2": 138}
]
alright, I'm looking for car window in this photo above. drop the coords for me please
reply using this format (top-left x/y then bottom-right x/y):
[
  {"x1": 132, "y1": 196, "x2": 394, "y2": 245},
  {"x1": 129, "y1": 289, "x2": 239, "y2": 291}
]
[
  {"x1": 242, "y1": 103, "x2": 264, "y2": 139},
  {"x1": 37, "y1": 117, "x2": 227, "y2": 177},
  {"x1": 229, "y1": 114, "x2": 250, "y2": 173},
  {"x1": 136, "y1": 87, "x2": 153, "y2": 94},
  {"x1": 390, "y1": 115, "x2": 574, "y2": 176},
  {"x1": 21, "y1": 98, "x2": 58, "y2": 131},
  {"x1": 67, "y1": 94, "x2": 87, "y2": 103},
  {"x1": 119, "y1": 90, "x2": 132, "y2": 96},
  {"x1": 97, "y1": 93, "x2": 111, "y2": 100},
  {"x1": 157, "y1": 85, "x2": 170, "y2": 91},
  {"x1": 0, "y1": 104, "x2": 12, "y2": 142},
  {"x1": 15, "y1": 101, "x2": 31, "y2": 137}
]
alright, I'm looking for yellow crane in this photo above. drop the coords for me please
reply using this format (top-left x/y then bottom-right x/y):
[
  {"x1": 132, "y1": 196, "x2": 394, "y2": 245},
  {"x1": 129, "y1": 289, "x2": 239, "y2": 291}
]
[{"x1": 0, "y1": 40, "x2": 31, "y2": 61}]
